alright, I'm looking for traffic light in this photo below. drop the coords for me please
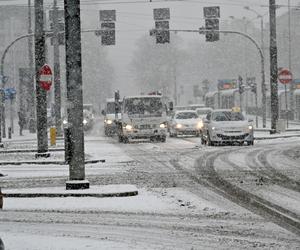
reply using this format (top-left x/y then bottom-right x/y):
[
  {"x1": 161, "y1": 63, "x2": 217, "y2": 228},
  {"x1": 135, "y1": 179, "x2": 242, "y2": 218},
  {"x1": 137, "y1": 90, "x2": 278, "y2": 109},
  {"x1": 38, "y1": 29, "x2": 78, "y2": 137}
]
[
  {"x1": 101, "y1": 22, "x2": 115, "y2": 45},
  {"x1": 155, "y1": 21, "x2": 169, "y2": 44},
  {"x1": 153, "y1": 8, "x2": 170, "y2": 44},
  {"x1": 238, "y1": 76, "x2": 245, "y2": 94},
  {"x1": 99, "y1": 10, "x2": 116, "y2": 46},
  {"x1": 205, "y1": 18, "x2": 219, "y2": 42},
  {"x1": 249, "y1": 83, "x2": 257, "y2": 93},
  {"x1": 203, "y1": 6, "x2": 220, "y2": 42},
  {"x1": 114, "y1": 90, "x2": 120, "y2": 113}
]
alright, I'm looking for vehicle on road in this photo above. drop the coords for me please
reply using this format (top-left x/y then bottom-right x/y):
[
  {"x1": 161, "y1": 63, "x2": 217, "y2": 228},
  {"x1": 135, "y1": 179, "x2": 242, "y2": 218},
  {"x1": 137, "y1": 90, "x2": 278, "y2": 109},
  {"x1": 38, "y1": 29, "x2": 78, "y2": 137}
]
[
  {"x1": 102, "y1": 98, "x2": 121, "y2": 136},
  {"x1": 169, "y1": 110, "x2": 202, "y2": 137},
  {"x1": 116, "y1": 94, "x2": 168, "y2": 143},
  {"x1": 201, "y1": 109, "x2": 254, "y2": 146}
]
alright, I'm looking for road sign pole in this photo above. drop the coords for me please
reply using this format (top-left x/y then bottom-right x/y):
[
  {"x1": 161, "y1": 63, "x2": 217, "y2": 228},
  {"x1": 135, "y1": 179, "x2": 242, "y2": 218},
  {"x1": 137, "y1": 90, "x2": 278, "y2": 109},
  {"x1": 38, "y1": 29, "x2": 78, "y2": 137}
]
[
  {"x1": 35, "y1": 0, "x2": 49, "y2": 156},
  {"x1": 284, "y1": 84, "x2": 289, "y2": 128}
]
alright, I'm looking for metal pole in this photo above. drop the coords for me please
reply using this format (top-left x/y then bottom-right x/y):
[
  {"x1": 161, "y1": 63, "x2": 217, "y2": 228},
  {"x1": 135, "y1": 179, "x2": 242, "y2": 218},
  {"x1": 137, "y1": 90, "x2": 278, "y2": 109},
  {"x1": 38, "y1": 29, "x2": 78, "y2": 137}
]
[
  {"x1": 284, "y1": 84, "x2": 288, "y2": 128},
  {"x1": 34, "y1": 0, "x2": 49, "y2": 155},
  {"x1": 64, "y1": 0, "x2": 88, "y2": 189},
  {"x1": 255, "y1": 89, "x2": 258, "y2": 128},
  {"x1": 28, "y1": 0, "x2": 36, "y2": 133},
  {"x1": 269, "y1": 0, "x2": 279, "y2": 132},
  {"x1": 288, "y1": 0, "x2": 294, "y2": 122},
  {"x1": 260, "y1": 17, "x2": 266, "y2": 128},
  {"x1": 10, "y1": 97, "x2": 13, "y2": 134},
  {"x1": 53, "y1": 0, "x2": 62, "y2": 136}
]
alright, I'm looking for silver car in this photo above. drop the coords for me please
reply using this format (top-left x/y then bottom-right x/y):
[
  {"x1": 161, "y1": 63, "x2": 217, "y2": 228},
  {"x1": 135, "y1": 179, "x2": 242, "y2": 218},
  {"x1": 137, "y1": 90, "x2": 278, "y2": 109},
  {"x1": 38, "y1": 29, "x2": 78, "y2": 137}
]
[{"x1": 201, "y1": 109, "x2": 254, "y2": 146}]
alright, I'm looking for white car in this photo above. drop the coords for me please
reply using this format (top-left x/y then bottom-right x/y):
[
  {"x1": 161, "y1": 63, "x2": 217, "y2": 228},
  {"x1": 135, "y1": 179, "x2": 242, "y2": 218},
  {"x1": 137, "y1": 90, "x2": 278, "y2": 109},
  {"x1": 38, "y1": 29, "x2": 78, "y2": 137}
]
[
  {"x1": 201, "y1": 109, "x2": 254, "y2": 146},
  {"x1": 169, "y1": 110, "x2": 203, "y2": 137}
]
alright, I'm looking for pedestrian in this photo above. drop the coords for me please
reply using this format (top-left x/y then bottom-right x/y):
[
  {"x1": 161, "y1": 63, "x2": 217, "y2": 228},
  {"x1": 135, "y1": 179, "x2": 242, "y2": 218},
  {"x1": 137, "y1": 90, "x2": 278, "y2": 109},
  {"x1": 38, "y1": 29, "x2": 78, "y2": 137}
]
[{"x1": 18, "y1": 111, "x2": 26, "y2": 136}]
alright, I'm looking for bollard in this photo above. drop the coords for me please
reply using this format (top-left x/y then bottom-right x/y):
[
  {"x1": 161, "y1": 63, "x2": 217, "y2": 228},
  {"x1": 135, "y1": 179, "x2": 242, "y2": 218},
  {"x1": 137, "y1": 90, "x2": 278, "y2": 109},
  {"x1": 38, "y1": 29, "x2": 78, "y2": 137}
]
[
  {"x1": 64, "y1": 127, "x2": 72, "y2": 164},
  {"x1": 0, "y1": 188, "x2": 3, "y2": 209},
  {"x1": 8, "y1": 127, "x2": 12, "y2": 139},
  {"x1": 50, "y1": 126, "x2": 57, "y2": 146}
]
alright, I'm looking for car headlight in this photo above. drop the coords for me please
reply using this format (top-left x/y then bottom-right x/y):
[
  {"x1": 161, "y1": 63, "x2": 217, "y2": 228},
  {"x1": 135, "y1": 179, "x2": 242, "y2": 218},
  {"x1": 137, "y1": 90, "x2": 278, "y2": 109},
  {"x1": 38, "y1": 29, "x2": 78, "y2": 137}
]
[
  {"x1": 197, "y1": 121, "x2": 203, "y2": 129},
  {"x1": 211, "y1": 126, "x2": 215, "y2": 130},
  {"x1": 248, "y1": 125, "x2": 253, "y2": 130},
  {"x1": 62, "y1": 119, "x2": 68, "y2": 125},
  {"x1": 83, "y1": 119, "x2": 88, "y2": 125},
  {"x1": 105, "y1": 119, "x2": 113, "y2": 125},
  {"x1": 125, "y1": 124, "x2": 133, "y2": 131},
  {"x1": 160, "y1": 123, "x2": 166, "y2": 129},
  {"x1": 176, "y1": 123, "x2": 182, "y2": 129}
]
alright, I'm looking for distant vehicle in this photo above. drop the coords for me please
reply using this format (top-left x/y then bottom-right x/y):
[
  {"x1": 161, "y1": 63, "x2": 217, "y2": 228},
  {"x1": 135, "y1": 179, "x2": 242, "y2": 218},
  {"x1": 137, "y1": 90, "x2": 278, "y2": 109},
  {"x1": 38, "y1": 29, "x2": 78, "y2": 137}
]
[
  {"x1": 83, "y1": 109, "x2": 94, "y2": 131},
  {"x1": 169, "y1": 110, "x2": 202, "y2": 137},
  {"x1": 62, "y1": 110, "x2": 94, "y2": 131},
  {"x1": 83, "y1": 103, "x2": 95, "y2": 114},
  {"x1": 116, "y1": 94, "x2": 168, "y2": 143},
  {"x1": 187, "y1": 104, "x2": 206, "y2": 110},
  {"x1": 196, "y1": 107, "x2": 213, "y2": 119},
  {"x1": 102, "y1": 98, "x2": 121, "y2": 136},
  {"x1": 201, "y1": 109, "x2": 254, "y2": 146}
]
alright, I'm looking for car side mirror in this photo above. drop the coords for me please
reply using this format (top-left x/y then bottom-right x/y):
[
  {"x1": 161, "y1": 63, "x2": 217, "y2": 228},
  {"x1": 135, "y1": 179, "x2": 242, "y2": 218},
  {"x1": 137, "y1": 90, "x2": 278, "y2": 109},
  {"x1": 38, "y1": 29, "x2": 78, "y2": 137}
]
[{"x1": 101, "y1": 110, "x2": 106, "y2": 116}]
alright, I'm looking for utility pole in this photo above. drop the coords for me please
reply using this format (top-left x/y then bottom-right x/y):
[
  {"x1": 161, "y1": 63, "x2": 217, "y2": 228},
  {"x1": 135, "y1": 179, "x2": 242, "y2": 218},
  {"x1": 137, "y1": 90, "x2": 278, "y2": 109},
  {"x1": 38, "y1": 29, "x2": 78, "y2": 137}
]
[
  {"x1": 53, "y1": 0, "x2": 62, "y2": 136},
  {"x1": 64, "y1": 0, "x2": 89, "y2": 189},
  {"x1": 269, "y1": 0, "x2": 279, "y2": 132},
  {"x1": 35, "y1": 0, "x2": 49, "y2": 156},
  {"x1": 28, "y1": 0, "x2": 36, "y2": 133}
]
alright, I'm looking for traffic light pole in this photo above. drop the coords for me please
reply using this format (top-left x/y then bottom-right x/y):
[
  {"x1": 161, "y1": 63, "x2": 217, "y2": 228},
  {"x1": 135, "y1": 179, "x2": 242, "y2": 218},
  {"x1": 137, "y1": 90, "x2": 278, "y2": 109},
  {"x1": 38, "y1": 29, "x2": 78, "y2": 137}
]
[
  {"x1": 269, "y1": 0, "x2": 279, "y2": 133},
  {"x1": 64, "y1": 0, "x2": 89, "y2": 190},
  {"x1": 53, "y1": 0, "x2": 62, "y2": 136}
]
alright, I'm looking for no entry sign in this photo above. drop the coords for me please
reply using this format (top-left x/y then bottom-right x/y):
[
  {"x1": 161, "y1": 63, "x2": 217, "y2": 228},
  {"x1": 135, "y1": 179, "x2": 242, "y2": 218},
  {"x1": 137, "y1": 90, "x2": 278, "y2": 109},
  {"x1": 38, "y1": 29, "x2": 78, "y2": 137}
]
[
  {"x1": 278, "y1": 68, "x2": 292, "y2": 84},
  {"x1": 39, "y1": 64, "x2": 52, "y2": 91}
]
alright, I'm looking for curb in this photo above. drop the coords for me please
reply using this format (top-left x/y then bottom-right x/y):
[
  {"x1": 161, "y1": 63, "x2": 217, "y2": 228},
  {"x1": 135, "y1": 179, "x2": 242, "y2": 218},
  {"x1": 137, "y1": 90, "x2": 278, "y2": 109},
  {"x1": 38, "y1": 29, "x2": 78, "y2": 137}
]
[
  {"x1": 3, "y1": 190, "x2": 138, "y2": 198},
  {"x1": 0, "y1": 159, "x2": 105, "y2": 166},
  {"x1": 0, "y1": 148, "x2": 65, "y2": 154},
  {"x1": 254, "y1": 134, "x2": 300, "y2": 140}
]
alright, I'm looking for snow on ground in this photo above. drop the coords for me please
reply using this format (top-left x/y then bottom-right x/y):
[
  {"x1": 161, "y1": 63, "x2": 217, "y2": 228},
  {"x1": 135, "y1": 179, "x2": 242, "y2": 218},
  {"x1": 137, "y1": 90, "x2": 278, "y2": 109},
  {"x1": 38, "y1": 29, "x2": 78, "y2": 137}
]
[{"x1": 2, "y1": 187, "x2": 226, "y2": 215}]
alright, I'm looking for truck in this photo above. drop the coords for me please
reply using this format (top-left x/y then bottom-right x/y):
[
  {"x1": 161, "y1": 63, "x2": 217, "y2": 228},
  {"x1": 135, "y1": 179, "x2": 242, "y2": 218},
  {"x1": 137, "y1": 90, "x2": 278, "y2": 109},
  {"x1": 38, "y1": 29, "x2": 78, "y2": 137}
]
[{"x1": 116, "y1": 94, "x2": 170, "y2": 143}]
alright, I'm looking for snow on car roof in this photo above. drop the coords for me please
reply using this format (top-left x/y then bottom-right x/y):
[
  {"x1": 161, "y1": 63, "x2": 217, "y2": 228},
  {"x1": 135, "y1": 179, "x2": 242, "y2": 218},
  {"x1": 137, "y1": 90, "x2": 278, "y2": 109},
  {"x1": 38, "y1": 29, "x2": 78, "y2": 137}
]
[
  {"x1": 219, "y1": 89, "x2": 238, "y2": 96},
  {"x1": 175, "y1": 110, "x2": 197, "y2": 114},
  {"x1": 124, "y1": 95, "x2": 162, "y2": 99}
]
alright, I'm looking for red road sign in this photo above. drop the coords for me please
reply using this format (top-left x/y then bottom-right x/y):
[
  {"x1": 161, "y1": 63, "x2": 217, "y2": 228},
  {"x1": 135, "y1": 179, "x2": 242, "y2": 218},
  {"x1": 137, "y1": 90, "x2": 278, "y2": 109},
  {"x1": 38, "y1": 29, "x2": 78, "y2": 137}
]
[
  {"x1": 278, "y1": 68, "x2": 293, "y2": 84},
  {"x1": 39, "y1": 64, "x2": 52, "y2": 91}
]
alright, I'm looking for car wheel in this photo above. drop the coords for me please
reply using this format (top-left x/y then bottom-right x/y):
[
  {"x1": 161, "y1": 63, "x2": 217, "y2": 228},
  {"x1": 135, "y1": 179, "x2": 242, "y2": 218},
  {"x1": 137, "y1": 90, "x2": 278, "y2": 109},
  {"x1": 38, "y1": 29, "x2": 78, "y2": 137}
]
[
  {"x1": 118, "y1": 135, "x2": 123, "y2": 143},
  {"x1": 123, "y1": 136, "x2": 129, "y2": 143},
  {"x1": 207, "y1": 134, "x2": 214, "y2": 146},
  {"x1": 247, "y1": 141, "x2": 254, "y2": 146},
  {"x1": 160, "y1": 136, "x2": 166, "y2": 143},
  {"x1": 201, "y1": 137, "x2": 206, "y2": 145}
]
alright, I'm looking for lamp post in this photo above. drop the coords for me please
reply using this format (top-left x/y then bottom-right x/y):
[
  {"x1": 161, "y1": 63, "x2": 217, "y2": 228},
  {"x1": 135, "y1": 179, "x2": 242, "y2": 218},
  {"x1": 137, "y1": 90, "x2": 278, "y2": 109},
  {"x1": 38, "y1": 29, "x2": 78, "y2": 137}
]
[{"x1": 244, "y1": 6, "x2": 267, "y2": 128}]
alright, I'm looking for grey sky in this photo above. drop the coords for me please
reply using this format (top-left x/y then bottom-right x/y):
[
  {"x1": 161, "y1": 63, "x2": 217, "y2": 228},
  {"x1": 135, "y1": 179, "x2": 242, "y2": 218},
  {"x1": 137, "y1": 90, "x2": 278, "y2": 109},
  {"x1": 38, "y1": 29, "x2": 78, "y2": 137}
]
[{"x1": 1, "y1": 0, "x2": 299, "y2": 95}]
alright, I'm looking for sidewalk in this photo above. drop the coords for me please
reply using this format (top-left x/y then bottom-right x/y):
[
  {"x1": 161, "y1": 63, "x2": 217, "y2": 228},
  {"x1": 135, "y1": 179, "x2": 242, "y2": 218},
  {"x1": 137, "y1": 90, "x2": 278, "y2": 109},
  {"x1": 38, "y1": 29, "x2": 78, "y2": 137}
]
[{"x1": 0, "y1": 129, "x2": 138, "y2": 199}]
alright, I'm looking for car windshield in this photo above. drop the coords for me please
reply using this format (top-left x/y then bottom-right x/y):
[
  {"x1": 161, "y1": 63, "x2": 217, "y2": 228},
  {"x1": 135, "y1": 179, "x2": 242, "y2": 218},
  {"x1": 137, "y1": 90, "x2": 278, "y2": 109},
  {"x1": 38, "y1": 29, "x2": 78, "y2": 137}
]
[
  {"x1": 211, "y1": 111, "x2": 245, "y2": 121},
  {"x1": 124, "y1": 97, "x2": 163, "y2": 117},
  {"x1": 175, "y1": 112, "x2": 198, "y2": 119}
]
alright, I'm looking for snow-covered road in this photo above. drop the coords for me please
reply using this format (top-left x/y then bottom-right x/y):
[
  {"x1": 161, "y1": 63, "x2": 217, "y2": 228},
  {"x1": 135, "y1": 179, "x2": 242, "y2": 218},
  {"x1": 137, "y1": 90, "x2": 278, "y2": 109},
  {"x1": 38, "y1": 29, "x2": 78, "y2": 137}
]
[{"x1": 0, "y1": 130, "x2": 300, "y2": 249}]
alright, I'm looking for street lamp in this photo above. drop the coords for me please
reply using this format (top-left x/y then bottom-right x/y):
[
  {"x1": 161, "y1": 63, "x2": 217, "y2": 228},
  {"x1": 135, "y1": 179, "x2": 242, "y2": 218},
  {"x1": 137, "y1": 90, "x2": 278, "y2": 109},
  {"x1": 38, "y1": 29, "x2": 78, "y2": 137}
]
[{"x1": 244, "y1": 6, "x2": 267, "y2": 128}]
